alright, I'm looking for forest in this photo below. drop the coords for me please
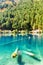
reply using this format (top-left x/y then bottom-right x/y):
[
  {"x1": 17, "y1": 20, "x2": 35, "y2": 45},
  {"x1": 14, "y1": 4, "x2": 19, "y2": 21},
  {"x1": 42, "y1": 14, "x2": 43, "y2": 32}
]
[{"x1": 0, "y1": 0, "x2": 43, "y2": 31}]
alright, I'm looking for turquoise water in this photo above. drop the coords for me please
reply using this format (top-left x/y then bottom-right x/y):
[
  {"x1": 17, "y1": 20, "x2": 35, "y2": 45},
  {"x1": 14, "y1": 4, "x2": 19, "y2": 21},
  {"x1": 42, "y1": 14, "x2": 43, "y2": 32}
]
[{"x1": 0, "y1": 34, "x2": 43, "y2": 65}]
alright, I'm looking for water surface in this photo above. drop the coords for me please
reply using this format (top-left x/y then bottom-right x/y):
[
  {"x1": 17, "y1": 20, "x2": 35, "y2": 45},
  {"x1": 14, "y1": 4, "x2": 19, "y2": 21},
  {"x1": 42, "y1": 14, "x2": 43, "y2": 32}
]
[{"x1": 0, "y1": 34, "x2": 43, "y2": 65}]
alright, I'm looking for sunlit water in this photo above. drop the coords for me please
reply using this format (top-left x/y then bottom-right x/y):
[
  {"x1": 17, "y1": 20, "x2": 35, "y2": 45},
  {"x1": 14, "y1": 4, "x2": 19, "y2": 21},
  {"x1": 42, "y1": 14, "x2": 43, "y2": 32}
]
[{"x1": 0, "y1": 34, "x2": 43, "y2": 65}]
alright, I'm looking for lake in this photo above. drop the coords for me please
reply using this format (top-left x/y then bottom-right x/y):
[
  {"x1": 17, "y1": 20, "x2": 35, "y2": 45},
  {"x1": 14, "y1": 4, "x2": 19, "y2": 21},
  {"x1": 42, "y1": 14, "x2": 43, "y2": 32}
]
[{"x1": 0, "y1": 34, "x2": 43, "y2": 65}]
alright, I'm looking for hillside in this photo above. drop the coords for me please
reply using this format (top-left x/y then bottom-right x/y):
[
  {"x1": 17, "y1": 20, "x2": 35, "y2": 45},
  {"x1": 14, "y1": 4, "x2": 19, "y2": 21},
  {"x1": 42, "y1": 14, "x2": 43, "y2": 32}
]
[
  {"x1": 0, "y1": 0, "x2": 20, "y2": 12},
  {"x1": 0, "y1": 0, "x2": 43, "y2": 31},
  {"x1": 0, "y1": 0, "x2": 41, "y2": 12}
]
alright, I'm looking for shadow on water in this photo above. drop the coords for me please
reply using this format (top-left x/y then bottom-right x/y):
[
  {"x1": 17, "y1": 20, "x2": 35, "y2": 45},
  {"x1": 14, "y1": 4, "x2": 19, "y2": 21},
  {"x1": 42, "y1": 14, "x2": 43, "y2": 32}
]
[{"x1": 17, "y1": 55, "x2": 25, "y2": 65}]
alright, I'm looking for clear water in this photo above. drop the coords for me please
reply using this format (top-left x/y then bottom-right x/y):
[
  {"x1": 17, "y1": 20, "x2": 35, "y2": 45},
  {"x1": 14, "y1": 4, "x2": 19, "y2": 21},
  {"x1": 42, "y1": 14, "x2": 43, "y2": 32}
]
[{"x1": 0, "y1": 34, "x2": 43, "y2": 65}]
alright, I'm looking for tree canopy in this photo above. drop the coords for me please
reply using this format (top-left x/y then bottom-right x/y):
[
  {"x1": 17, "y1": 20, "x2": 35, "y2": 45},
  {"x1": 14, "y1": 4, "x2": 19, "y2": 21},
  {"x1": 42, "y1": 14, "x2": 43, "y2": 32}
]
[{"x1": 0, "y1": 0, "x2": 43, "y2": 31}]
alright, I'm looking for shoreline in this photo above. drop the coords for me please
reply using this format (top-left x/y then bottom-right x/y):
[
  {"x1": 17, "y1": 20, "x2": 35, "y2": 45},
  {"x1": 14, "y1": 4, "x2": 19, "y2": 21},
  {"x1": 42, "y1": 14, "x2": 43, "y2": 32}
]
[{"x1": 0, "y1": 29, "x2": 42, "y2": 36}]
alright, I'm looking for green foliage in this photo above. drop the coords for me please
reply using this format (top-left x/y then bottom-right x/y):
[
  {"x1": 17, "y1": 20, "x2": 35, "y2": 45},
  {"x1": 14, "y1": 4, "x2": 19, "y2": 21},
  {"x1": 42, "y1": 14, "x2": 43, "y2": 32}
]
[{"x1": 0, "y1": 0, "x2": 43, "y2": 31}]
